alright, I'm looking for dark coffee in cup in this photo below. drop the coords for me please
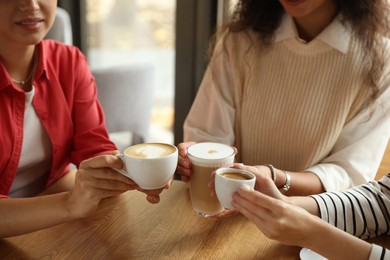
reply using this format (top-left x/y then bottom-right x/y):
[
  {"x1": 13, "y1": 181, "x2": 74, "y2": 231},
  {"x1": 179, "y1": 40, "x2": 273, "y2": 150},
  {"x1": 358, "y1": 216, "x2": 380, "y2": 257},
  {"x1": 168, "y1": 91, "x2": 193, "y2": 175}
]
[
  {"x1": 215, "y1": 168, "x2": 256, "y2": 209},
  {"x1": 221, "y1": 172, "x2": 252, "y2": 180}
]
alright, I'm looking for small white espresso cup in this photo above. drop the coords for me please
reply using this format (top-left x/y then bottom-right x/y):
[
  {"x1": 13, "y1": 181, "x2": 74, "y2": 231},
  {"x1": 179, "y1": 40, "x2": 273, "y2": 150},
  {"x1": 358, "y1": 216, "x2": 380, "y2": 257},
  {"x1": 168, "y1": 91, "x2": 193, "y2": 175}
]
[
  {"x1": 215, "y1": 167, "x2": 256, "y2": 209},
  {"x1": 117, "y1": 143, "x2": 178, "y2": 190}
]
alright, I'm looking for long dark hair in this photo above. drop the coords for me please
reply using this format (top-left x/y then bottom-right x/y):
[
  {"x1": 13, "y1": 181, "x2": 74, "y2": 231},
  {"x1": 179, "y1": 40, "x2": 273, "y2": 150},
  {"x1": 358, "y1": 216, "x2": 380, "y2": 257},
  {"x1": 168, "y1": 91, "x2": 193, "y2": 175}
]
[{"x1": 220, "y1": 0, "x2": 390, "y2": 102}]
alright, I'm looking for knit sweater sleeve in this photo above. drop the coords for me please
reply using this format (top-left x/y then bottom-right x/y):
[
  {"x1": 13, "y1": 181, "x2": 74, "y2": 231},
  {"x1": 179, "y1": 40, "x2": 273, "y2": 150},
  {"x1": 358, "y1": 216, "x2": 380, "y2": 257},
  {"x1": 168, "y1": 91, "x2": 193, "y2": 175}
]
[
  {"x1": 183, "y1": 31, "x2": 250, "y2": 145},
  {"x1": 305, "y1": 78, "x2": 390, "y2": 191},
  {"x1": 306, "y1": 39, "x2": 390, "y2": 191}
]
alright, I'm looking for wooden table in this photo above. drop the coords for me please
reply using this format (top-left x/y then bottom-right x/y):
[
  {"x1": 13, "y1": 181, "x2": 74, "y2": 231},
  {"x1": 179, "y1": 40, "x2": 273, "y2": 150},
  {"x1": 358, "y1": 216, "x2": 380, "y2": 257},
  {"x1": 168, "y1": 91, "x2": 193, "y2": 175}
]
[
  {"x1": 1, "y1": 181, "x2": 389, "y2": 259},
  {"x1": 376, "y1": 139, "x2": 390, "y2": 180}
]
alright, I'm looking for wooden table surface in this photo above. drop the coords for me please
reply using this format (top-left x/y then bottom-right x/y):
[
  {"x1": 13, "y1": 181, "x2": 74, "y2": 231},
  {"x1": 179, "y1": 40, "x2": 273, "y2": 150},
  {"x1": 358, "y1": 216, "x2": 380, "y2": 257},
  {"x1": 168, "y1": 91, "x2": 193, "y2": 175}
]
[
  {"x1": 376, "y1": 140, "x2": 390, "y2": 180},
  {"x1": 1, "y1": 181, "x2": 389, "y2": 260}
]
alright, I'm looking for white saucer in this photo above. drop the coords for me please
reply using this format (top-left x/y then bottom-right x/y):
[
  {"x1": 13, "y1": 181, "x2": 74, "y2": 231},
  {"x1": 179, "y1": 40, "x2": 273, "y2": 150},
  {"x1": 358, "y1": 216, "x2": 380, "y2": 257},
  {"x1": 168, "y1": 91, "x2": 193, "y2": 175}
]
[{"x1": 300, "y1": 248, "x2": 327, "y2": 260}]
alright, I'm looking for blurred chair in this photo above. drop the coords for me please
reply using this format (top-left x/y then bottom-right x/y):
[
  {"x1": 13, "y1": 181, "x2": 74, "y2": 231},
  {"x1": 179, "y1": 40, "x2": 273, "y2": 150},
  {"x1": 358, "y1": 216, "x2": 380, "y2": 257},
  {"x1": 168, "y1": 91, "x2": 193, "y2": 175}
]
[
  {"x1": 45, "y1": 7, "x2": 73, "y2": 45},
  {"x1": 46, "y1": 7, "x2": 156, "y2": 150},
  {"x1": 92, "y1": 64, "x2": 155, "y2": 151}
]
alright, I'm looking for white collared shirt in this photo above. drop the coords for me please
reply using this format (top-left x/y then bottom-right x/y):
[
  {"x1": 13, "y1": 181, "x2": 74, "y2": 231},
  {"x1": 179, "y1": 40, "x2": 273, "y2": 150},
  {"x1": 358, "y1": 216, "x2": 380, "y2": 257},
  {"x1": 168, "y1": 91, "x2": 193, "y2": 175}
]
[{"x1": 274, "y1": 14, "x2": 351, "y2": 53}]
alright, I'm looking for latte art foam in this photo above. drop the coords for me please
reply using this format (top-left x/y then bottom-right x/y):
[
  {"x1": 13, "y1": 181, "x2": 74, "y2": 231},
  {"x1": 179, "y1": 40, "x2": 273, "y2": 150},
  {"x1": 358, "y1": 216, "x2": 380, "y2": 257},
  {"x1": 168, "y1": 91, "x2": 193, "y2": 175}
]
[
  {"x1": 187, "y1": 142, "x2": 235, "y2": 161},
  {"x1": 135, "y1": 146, "x2": 168, "y2": 158},
  {"x1": 125, "y1": 143, "x2": 176, "y2": 159}
]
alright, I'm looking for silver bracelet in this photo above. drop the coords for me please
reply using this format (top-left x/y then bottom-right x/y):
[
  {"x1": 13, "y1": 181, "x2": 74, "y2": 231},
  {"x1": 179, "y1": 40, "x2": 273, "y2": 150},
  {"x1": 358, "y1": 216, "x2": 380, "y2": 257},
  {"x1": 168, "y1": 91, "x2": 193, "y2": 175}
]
[
  {"x1": 280, "y1": 170, "x2": 291, "y2": 194},
  {"x1": 264, "y1": 164, "x2": 276, "y2": 183}
]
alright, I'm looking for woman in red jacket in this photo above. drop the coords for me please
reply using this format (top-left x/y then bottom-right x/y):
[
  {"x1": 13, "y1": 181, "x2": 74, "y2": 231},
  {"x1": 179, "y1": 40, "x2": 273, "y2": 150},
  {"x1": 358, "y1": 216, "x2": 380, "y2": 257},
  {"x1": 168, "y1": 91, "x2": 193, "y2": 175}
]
[{"x1": 0, "y1": 0, "x2": 168, "y2": 238}]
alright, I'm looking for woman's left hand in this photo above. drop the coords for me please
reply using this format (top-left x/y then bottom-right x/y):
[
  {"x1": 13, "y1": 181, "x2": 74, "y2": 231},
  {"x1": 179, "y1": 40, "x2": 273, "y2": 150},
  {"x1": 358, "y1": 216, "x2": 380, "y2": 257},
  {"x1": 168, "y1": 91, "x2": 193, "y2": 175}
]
[
  {"x1": 231, "y1": 187, "x2": 315, "y2": 247},
  {"x1": 208, "y1": 163, "x2": 283, "y2": 216},
  {"x1": 137, "y1": 177, "x2": 174, "y2": 204},
  {"x1": 238, "y1": 164, "x2": 283, "y2": 200}
]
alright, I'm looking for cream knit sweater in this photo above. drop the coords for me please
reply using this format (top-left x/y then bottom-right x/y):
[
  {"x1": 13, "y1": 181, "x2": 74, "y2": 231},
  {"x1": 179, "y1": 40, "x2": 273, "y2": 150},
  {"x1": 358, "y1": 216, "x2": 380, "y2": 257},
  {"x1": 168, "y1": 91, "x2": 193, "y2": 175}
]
[{"x1": 184, "y1": 15, "x2": 390, "y2": 191}]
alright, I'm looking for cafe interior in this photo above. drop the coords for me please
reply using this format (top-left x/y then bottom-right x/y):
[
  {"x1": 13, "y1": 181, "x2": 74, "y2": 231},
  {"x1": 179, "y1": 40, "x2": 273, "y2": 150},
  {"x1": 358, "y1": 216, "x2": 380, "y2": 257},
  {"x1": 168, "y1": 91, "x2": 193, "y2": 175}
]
[{"x1": 1, "y1": 0, "x2": 389, "y2": 259}]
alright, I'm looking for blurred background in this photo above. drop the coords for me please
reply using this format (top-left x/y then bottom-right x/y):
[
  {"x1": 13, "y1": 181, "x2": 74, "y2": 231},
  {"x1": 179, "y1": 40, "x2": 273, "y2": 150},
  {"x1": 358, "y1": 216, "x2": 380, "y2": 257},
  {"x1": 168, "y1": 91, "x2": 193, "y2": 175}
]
[
  {"x1": 86, "y1": 0, "x2": 176, "y2": 144},
  {"x1": 56, "y1": 0, "x2": 241, "y2": 146}
]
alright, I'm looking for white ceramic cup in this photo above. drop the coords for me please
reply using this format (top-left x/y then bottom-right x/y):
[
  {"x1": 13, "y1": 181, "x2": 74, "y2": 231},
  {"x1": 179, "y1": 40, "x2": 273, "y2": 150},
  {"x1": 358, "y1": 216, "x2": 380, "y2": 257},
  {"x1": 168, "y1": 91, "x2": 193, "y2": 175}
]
[
  {"x1": 215, "y1": 167, "x2": 256, "y2": 209},
  {"x1": 118, "y1": 143, "x2": 178, "y2": 189},
  {"x1": 187, "y1": 142, "x2": 235, "y2": 217}
]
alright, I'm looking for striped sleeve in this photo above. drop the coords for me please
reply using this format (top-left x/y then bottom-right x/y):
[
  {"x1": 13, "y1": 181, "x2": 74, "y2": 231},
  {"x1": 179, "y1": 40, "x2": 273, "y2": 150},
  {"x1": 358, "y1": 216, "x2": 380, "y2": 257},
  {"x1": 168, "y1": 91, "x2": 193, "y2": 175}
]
[
  {"x1": 369, "y1": 244, "x2": 390, "y2": 260},
  {"x1": 311, "y1": 174, "x2": 390, "y2": 239}
]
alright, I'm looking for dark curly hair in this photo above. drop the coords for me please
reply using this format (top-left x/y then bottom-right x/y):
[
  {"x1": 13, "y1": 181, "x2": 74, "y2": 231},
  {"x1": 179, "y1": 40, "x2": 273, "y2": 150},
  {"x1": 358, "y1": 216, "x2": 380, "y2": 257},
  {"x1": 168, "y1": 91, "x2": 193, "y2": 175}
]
[{"x1": 220, "y1": 0, "x2": 390, "y2": 103}]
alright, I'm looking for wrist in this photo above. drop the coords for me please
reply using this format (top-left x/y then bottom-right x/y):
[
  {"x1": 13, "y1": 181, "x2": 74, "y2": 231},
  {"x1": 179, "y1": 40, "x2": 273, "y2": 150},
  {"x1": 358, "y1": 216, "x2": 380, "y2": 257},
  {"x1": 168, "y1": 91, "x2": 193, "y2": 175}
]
[
  {"x1": 263, "y1": 164, "x2": 276, "y2": 183},
  {"x1": 283, "y1": 194, "x2": 294, "y2": 205},
  {"x1": 279, "y1": 170, "x2": 291, "y2": 195},
  {"x1": 298, "y1": 214, "x2": 326, "y2": 248},
  {"x1": 264, "y1": 164, "x2": 291, "y2": 194},
  {"x1": 274, "y1": 168, "x2": 285, "y2": 188},
  {"x1": 64, "y1": 191, "x2": 90, "y2": 220}
]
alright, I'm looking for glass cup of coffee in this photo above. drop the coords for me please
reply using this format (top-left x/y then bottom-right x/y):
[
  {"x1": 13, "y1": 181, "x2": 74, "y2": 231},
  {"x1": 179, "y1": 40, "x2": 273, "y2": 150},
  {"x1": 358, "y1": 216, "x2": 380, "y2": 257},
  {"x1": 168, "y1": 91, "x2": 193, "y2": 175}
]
[
  {"x1": 118, "y1": 143, "x2": 178, "y2": 189},
  {"x1": 187, "y1": 142, "x2": 235, "y2": 217},
  {"x1": 215, "y1": 167, "x2": 256, "y2": 210}
]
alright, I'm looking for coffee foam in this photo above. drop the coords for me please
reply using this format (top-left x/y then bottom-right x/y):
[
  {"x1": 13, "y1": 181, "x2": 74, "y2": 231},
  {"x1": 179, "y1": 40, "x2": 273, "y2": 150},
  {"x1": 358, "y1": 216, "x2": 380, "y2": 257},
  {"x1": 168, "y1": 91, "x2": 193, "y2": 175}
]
[
  {"x1": 187, "y1": 142, "x2": 235, "y2": 166},
  {"x1": 126, "y1": 143, "x2": 175, "y2": 159},
  {"x1": 188, "y1": 142, "x2": 234, "y2": 159}
]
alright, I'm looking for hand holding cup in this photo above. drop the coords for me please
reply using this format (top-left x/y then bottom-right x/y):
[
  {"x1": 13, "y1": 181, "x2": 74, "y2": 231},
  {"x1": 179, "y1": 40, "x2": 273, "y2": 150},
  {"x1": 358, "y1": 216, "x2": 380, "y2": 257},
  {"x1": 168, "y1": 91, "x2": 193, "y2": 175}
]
[
  {"x1": 215, "y1": 167, "x2": 256, "y2": 210},
  {"x1": 187, "y1": 142, "x2": 236, "y2": 217},
  {"x1": 117, "y1": 143, "x2": 178, "y2": 190}
]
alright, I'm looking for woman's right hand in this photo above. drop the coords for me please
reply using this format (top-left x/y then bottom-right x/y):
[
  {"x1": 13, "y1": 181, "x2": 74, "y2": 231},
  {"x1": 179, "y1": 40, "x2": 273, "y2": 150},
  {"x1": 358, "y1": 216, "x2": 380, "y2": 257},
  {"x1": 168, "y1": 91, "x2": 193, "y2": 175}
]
[
  {"x1": 65, "y1": 153, "x2": 136, "y2": 218},
  {"x1": 176, "y1": 141, "x2": 196, "y2": 182},
  {"x1": 240, "y1": 165, "x2": 284, "y2": 200}
]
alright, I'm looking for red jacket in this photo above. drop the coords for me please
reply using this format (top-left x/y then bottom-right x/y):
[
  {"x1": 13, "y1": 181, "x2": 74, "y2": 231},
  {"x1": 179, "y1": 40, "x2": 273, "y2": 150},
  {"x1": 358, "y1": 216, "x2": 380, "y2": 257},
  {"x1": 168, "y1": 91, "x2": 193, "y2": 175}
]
[{"x1": 0, "y1": 40, "x2": 116, "y2": 196}]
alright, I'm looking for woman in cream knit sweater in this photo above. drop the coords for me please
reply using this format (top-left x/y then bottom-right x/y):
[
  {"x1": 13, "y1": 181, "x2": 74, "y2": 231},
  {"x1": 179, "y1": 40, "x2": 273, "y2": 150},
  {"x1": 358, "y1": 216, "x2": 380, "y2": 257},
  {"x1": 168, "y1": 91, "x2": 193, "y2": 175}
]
[{"x1": 176, "y1": 0, "x2": 390, "y2": 195}]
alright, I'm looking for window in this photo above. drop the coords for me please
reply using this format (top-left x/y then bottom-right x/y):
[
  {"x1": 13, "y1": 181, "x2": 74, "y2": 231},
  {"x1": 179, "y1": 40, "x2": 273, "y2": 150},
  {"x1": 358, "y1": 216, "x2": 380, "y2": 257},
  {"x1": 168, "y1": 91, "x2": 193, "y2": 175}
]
[
  {"x1": 217, "y1": 0, "x2": 239, "y2": 26},
  {"x1": 85, "y1": 0, "x2": 176, "y2": 144}
]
